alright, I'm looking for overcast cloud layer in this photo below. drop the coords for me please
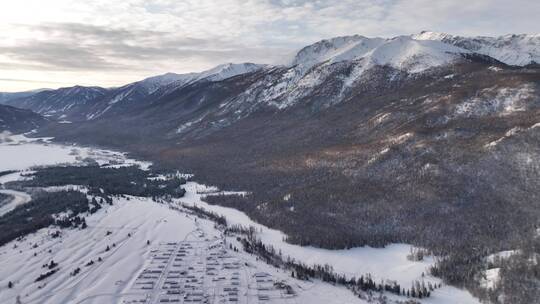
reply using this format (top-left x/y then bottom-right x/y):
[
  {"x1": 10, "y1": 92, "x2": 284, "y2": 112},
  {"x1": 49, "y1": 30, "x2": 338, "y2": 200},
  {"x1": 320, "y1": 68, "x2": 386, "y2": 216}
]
[{"x1": 1, "y1": 0, "x2": 538, "y2": 91}]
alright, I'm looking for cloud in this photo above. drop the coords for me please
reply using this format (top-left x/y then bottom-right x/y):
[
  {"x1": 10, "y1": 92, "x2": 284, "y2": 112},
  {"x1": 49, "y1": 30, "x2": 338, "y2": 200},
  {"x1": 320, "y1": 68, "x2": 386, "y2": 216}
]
[
  {"x1": 0, "y1": 0, "x2": 538, "y2": 91},
  {"x1": 0, "y1": 41, "x2": 120, "y2": 71},
  {"x1": 1, "y1": 22, "x2": 290, "y2": 72},
  {"x1": 0, "y1": 78, "x2": 67, "y2": 84}
]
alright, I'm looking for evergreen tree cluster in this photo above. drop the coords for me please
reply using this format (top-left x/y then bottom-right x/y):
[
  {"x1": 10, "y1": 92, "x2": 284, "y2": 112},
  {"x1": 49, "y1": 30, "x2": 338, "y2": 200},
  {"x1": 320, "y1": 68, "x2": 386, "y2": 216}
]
[
  {"x1": 0, "y1": 191, "x2": 90, "y2": 247},
  {"x1": 174, "y1": 203, "x2": 227, "y2": 226},
  {"x1": 16, "y1": 165, "x2": 187, "y2": 198}
]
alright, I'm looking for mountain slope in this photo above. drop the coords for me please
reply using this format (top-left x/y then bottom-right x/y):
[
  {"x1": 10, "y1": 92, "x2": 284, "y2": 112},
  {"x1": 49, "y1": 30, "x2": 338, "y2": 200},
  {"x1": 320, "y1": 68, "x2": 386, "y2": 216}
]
[
  {"x1": 0, "y1": 104, "x2": 49, "y2": 133},
  {"x1": 228, "y1": 35, "x2": 495, "y2": 112},
  {"x1": 86, "y1": 62, "x2": 265, "y2": 120},
  {"x1": 4, "y1": 63, "x2": 264, "y2": 122},
  {"x1": 3, "y1": 86, "x2": 108, "y2": 121},
  {"x1": 192, "y1": 62, "x2": 264, "y2": 81}
]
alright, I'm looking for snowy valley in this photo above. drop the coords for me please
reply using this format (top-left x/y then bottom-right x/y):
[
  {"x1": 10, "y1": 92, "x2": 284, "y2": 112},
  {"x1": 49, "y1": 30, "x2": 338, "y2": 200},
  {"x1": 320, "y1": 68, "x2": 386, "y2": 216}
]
[{"x1": 0, "y1": 133, "x2": 481, "y2": 304}]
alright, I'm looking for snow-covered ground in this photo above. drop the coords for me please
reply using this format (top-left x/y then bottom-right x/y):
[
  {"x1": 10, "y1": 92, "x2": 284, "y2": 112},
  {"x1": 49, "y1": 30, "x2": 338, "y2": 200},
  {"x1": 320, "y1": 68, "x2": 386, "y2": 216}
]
[
  {"x1": 0, "y1": 131, "x2": 151, "y2": 171},
  {"x1": 0, "y1": 197, "x2": 361, "y2": 304},
  {"x1": 0, "y1": 189, "x2": 31, "y2": 217},
  {"x1": 0, "y1": 133, "x2": 481, "y2": 304},
  {"x1": 480, "y1": 250, "x2": 521, "y2": 290},
  {"x1": 178, "y1": 183, "x2": 480, "y2": 304},
  {"x1": 0, "y1": 132, "x2": 150, "y2": 215}
]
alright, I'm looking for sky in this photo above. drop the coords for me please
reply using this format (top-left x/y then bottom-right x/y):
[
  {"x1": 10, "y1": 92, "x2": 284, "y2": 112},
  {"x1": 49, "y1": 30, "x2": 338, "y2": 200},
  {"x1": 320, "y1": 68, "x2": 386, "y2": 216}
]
[{"x1": 0, "y1": 0, "x2": 539, "y2": 92}]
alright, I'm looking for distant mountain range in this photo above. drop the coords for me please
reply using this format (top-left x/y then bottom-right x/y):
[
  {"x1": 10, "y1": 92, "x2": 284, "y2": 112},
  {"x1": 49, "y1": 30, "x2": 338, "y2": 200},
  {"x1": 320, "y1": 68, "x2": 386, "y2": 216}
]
[
  {"x1": 0, "y1": 63, "x2": 264, "y2": 122},
  {"x1": 1, "y1": 32, "x2": 538, "y2": 126},
  {"x1": 0, "y1": 89, "x2": 51, "y2": 104}
]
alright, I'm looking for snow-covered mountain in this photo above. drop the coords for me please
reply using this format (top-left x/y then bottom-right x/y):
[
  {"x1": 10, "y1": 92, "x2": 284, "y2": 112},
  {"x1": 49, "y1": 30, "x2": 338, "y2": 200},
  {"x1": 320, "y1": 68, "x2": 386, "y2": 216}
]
[
  {"x1": 85, "y1": 62, "x2": 265, "y2": 120},
  {"x1": 208, "y1": 35, "x2": 475, "y2": 113},
  {"x1": 5, "y1": 32, "x2": 539, "y2": 125},
  {"x1": 142, "y1": 63, "x2": 264, "y2": 91},
  {"x1": 6, "y1": 31, "x2": 540, "y2": 123},
  {"x1": 291, "y1": 35, "x2": 470, "y2": 73},
  {"x1": 292, "y1": 31, "x2": 540, "y2": 73},
  {"x1": 413, "y1": 31, "x2": 540, "y2": 66},
  {"x1": 6, "y1": 32, "x2": 540, "y2": 122},
  {"x1": 5, "y1": 63, "x2": 265, "y2": 121},
  {"x1": 14, "y1": 31, "x2": 534, "y2": 136}
]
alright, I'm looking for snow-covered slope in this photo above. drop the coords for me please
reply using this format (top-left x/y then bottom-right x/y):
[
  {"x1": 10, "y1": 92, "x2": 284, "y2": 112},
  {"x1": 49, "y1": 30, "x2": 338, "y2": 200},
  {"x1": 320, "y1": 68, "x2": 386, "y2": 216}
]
[
  {"x1": 361, "y1": 36, "x2": 470, "y2": 73},
  {"x1": 132, "y1": 72, "x2": 195, "y2": 96},
  {"x1": 0, "y1": 194, "x2": 368, "y2": 304},
  {"x1": 291, "y1": 35, "x2": 386, "y2": 70},
  {"x1": 141, "y1": 62, "x2": 264, "y2": 94},
  {"x1": 413, "y1": 31, "x2": 540, "y2": 66},
  {"x1": 85, "y1": 63, "x2": 265, "y2": 120},
  {"x1": 0, "y1": 133, "x2": 151, "y2": 171},
  {"x1": 291, "y1": 35, "x2": 470, "y2": 73},
  {"x1": 194, "y1": 62, "x2": 264, "y2": 82}
]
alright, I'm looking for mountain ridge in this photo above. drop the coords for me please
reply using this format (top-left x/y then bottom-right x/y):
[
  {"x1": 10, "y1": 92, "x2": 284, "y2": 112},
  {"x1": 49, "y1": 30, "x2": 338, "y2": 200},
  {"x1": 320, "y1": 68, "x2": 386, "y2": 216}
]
[
  {"x1": 1, "y1": 63, "x2": 266, "y2": 122},
  {"x1": 3, "y1": 31, "x2": 539, "y2": 123},
  {"x1": 0, "y1": 104, "x2": 50, "y2": 133}
]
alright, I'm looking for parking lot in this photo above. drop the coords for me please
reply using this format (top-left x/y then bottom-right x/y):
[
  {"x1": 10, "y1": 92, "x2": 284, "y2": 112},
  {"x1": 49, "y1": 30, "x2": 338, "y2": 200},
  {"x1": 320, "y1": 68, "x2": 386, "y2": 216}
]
[{"x1": 121, "y1": 227, "x2": 291, "y2": 304}]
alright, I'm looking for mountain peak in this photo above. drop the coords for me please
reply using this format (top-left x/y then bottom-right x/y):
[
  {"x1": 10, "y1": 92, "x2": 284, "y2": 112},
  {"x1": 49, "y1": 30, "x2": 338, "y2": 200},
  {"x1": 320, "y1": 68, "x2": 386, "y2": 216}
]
[
  {"x1": 414, "y1": 31, "x2": 454, "y2": 41},
  {"x1": 291, "y1": 35, "x2": 385, "y2": 70}
]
